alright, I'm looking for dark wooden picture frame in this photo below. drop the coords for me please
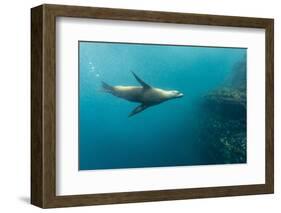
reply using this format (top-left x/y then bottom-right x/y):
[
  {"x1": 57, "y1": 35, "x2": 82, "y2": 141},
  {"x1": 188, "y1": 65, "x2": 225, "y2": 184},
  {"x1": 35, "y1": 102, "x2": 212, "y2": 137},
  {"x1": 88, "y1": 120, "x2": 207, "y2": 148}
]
[{"x1": 31, "y1": 4, "x2": 274, "y2": 208}]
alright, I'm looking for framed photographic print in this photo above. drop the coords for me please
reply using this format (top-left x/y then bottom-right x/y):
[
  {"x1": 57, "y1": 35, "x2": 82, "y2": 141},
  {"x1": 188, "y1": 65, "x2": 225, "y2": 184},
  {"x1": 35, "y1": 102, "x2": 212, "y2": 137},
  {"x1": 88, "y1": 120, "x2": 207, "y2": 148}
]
[{"x1": 31, "y1": 4, "x2": 274, "y2": 208}]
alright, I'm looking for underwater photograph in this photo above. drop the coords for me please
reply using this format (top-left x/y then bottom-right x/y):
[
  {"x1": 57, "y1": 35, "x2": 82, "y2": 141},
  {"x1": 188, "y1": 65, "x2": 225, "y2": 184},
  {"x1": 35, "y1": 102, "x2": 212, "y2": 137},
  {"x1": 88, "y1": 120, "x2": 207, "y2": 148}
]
[{"x1": 78, "y1": 41, "x2": 247, "y2": 171}]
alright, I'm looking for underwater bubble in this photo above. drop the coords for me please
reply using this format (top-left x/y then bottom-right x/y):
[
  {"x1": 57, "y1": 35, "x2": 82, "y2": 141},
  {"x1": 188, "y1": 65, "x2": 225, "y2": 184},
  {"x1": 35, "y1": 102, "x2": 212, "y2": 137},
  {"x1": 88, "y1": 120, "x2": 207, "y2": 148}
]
[{"x1": 89, "y1": 65, "x2": 96, "y2": 73}]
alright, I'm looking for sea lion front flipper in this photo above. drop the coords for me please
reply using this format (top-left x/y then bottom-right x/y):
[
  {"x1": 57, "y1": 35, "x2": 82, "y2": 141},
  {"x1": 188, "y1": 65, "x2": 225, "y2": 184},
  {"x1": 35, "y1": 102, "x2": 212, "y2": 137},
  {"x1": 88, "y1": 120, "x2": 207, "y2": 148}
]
[
  {"x1": 129, "y1": 104, "x2": 149, "y2": 117},
  {"x1": 131, "y1": 72, "x2": 151, "y2": 90}
]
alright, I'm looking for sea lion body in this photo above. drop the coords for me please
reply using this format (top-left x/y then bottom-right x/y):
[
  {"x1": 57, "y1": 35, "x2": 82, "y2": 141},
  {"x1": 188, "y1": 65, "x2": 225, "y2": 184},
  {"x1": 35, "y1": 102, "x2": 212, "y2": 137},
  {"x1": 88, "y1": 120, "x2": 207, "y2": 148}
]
[
  {"x1": 102, "y1": 72, "x2": 183, "y2": 117},
  {"x1": 110, "y1": 86, "x2": 173, "y2": 105}
]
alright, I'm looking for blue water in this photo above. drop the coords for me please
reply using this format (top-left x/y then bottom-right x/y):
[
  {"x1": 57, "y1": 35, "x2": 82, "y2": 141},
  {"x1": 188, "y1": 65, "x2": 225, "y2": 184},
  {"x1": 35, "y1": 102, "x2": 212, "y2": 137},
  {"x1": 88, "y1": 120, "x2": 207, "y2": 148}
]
[{"x1": 79, "y1": 41, "x2": 246, "y2": 170}]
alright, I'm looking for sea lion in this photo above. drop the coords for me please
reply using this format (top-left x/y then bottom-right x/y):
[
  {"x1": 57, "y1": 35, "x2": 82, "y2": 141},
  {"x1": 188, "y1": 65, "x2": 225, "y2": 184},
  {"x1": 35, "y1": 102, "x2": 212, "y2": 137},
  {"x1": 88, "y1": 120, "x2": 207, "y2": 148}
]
[{"x1": 102, "y1": 72, "x2": 184, "y2": 117}]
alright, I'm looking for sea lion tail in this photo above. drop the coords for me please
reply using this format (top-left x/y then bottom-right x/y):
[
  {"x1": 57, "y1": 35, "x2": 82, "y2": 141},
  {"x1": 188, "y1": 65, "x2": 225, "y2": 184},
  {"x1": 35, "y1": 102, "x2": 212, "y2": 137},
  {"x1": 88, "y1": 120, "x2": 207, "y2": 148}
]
[{"x1": 101, "y1": 81, "x2": 114, "y2": 93}]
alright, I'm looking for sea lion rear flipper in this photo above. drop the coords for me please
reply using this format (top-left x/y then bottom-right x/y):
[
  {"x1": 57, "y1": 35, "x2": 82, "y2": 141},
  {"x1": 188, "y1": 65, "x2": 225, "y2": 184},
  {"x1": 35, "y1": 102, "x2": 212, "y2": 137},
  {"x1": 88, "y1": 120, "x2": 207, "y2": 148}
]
[
  {"x1": 131, "y1": 72, "x2": 151, "y2": 89},
  {"x1": 101, "y1": 81, "x2": 114, "y2": 93},
  {"x1": 129, "y1": 104, "x2": 149, "y2": 117}
]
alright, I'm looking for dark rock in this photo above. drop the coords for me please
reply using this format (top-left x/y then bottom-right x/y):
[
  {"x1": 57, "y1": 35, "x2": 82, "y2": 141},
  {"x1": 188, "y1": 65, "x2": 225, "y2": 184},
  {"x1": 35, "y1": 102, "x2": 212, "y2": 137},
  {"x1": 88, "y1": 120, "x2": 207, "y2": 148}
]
[{"x1": 198, "y1": 59, "x2": 247, "y2": 164}]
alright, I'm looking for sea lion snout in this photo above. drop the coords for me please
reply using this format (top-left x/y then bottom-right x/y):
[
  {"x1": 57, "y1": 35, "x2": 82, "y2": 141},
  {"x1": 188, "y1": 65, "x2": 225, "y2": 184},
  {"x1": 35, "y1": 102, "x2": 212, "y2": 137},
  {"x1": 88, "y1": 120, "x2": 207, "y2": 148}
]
[{"x1": 177, "y1": 92, "x2": 184, "y2": 98}]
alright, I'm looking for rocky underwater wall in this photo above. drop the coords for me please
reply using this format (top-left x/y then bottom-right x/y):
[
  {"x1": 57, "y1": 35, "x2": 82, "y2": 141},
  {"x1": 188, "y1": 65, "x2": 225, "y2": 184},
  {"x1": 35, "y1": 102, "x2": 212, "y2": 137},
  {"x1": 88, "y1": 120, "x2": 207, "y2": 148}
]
[{"x1": 198, "y1": 59, "x2": 247, "y2": 164}]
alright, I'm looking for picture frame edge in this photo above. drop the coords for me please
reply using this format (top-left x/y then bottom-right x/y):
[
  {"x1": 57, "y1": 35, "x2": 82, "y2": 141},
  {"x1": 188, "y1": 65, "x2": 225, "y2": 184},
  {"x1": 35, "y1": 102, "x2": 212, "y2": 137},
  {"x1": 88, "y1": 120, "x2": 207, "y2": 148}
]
[{"x1": 31, "y1": 4, "x2": 274, "y2": 208}]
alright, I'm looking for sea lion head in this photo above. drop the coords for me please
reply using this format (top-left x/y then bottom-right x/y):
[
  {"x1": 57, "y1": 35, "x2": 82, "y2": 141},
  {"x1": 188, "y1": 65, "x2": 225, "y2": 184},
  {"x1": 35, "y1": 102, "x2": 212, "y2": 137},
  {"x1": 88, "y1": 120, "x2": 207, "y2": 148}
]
[{"x1": 166, "y1": 90, "x2": 184, "y2": 99}]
